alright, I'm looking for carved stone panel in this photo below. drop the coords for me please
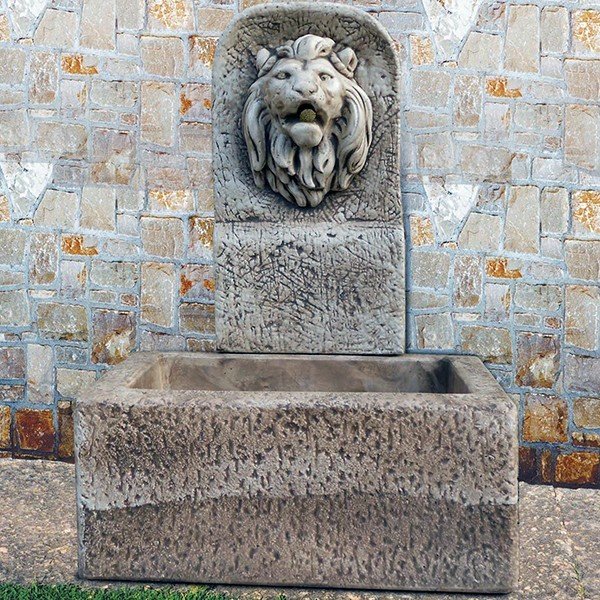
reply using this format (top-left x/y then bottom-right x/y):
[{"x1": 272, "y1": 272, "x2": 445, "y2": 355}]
[{"x1": 213, "y1": 3, "x2": 404, "y2": 354}]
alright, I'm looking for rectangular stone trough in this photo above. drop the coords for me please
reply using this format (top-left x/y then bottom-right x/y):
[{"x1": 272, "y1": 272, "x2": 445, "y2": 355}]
[{"x1": 75, "y1": 352, "x2": 518, "y2": 593}]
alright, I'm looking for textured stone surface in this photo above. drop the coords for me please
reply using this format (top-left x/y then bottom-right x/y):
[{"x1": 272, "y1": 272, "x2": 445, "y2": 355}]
[
  {"x1": 76, "y1": 352, "x2": 517, "y2": 592},
  {"x1": 213, "y1": 4, "x2": 403, "y2": 355}
]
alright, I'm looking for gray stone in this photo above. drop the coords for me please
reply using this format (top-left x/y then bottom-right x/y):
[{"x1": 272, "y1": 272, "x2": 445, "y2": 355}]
[
  {"x1": 213, "y1": 3, "x2": 403, "y2": 354},
  {"x1": 76, "y1": 352, "x2": 518, "y2": 593}
]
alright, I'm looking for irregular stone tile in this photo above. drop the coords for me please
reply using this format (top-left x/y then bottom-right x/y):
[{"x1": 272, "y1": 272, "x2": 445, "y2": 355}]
[
  {"x1": 141, "y1": 217, "x2": 184, "y2": 258},
  {"x1": 33, "y1": 8, "x2": 77, "y2": 47},
  {"x1": 90, "y1": 261, "x2": 137, "y2": 289},
  {"x1": 0, "y1": 290, "x2": 29, "y2": 326},
  {"x1": 564, "y1": 59, "x2": 600, "y2": 101},
  {"x1": 458, "y1": 212, "x2": 501, "y2": 251},
  {"x1": 565, "y1": 285, "x2": 599, "y2": 351},
  {"x1": 179, "y1": 302, "x2": 215, "y2": 334},
  {"x1": 460, "y1": 145, "x2": 514, "y2": 180},
  {"x1": 91, "y1": 309, "x2": 136, "y2": 365},
  {"x1": 62, "y1": 234, "x2": 98, "y2": 257},
  {"x1": 411, "y1": 71, "x2": 451, "y2": 108},
  {"x1": 141, "y1": 262, "x2": 176, "y2": 328},
  {"x1": 0, "y1": 228, "x2": 26, "y2": 266},
  {"x1": 565, "y1": 105, "x2": 600, "y2": 171},
  {"x1": 0, "y1": 405, "x2": 10, "y2": 448},
  {"x1": 29, "y1": 51, "x2": 58, "y2": 105},
  {"x1": 80, "y1": 186, "x2": 116, "y2": 232},
  {"x1": 555, "y1": 452, "x2": 600, "y2": 486},
  {"x1": 410, "y1": 250, "x2": 450, "y2": 289},
  {"x1": 565, "y1": 240, "x2": 600, "y2": 281},
  {"x1": 484, "y1": 283, "x2": 511, "y2": 321},
  {"x1": 415, "y1": 313, "x2": 454, "y2": 350},
  {"x1": 486, "y1": 76, "x2": 522, "y2": 98},
  {"x1": 574, "y1": 398, "x2": 600, "y2": 429},
  {"x1": 453, "y1": 75, "x2": 482, "y2": 127},
  {"x1": 29, "y1": 232, "x2": 59, "y2": 285},
  {"x1": 541, "y1": 6, "x2": 569, "y2": 54},
  {"x1": 15, "y1": 409, "x2": 55, "y2": 453},
  {"x1": 6, "y1": 0, "x2": 47, "y2": 37},
  {"x1": 0, "y1": 347, "x2": 26, "y2": 379},
  {"x1": 504, "y1": 5, "x2": 539, "y2": 73},
  {"x1": 523, "y1": 394, "x2": 568, "y2": 443},
  {"x1": 453, "y1": 255, "x2": 482, "y2": 308},
  {"x1": 421, "y1": 0, "x2": 484, "y2": 61},
  {"x1": 90, "y1": 81, "x2": 137, "y2": 110},
  {"x1": 483, "y1": 102, "x2": 511, "y2": 141},
  {"x1": 188, "y1": 216, "x2": 214, "y2": 261},
  {"x1": 572, "y1": 190, "x2": 600, "y2": 237},
  {"x1": 458, "y1": 31, "x2": 502, "y2": 70},
  {"x1": 0, "y1": 194, "x2": 9, "y2": 222},
  {"x1": 116, "y1": 0, "x2": 144, "y2": 30},
  {"x1": 422, "y1": 177, "x2": 479, "y2": 242},
  {"x1": 57, "y1": 400, "x2": 75, "y2": 458},
  {"x1": 460, "y1": 325, "x2": 512, "y2": 364},
  {"x1": 141, "y1": 36, "x2": 184, "y2": 78},
  {"x1": 26, "y1": 344, "x2": 54, "y2": 404},
  {"x1": 516, "y1": 333, "x2": 560, "y2": 389},
  {"x1": 505, "y1": 186, "x2": 540, "y2": 254},
  {"x1": 0, "y1": 110, "x2": 30, "y2": 148},
  {"x1": 37, "y1": 302, "x2": 89, "y2": 341},
  {"x1": 514, "y1": 104, "x2": 562, "y2": 132},
  {"x1": 140, "y1": 331, "x2": 186, "y2": 352},
  {"x1": 91, "y1": 129, "x2": 136, "y2": 185},
  {"x1": 60, "y1": 260, "x2": 87, "y2": 299},
  {"x1": 416, "y1": 132, "x2": 454, "y2": 170},
  {"x1": 34, "y1": 190, "x2": 78, "y2": 227},
  {"x1": 180, "y1": 84, "x2": 212, "y2": 121},
  {"x1": 148, "y1": 189, "x2": 193, "y2": 213},
  {"x1": 565, "y1": 354, "x2": 600, "y2": 395},
  {"x1": 0, "y1": 384, "x2": 25, "y2": 403},
  {"x1": 179, "y1": 122, "x2": 212, "y2": 154},
  {"x1": 0, "y1": 14, "x2": 9, "y2": 42},
  {"x1": 196, "y1": 7, "x2": 233, "y2": 33},
  {"x1": 409, "y1": 215, "x2": 434, "y2": 247},
  {"x1": 572, "y1": 432, "x2": 600, "y2": 449},
  {"x1": 189, "y1": 36, "x2": 218, "y2": 79},
  {"x1": 0, "y1": 48, "x2": 26, "y2": 84},
  {"x1": 573, "y1": 9, "x2": 600, "y2": 55},
  {"x1": 514, "y1": 284, "x2": 562, "y2": 313},
  {"x1": 61, "y1": 53, "x2": 99, "y2": 75},
  {"x1": 36, "y1": 122, "x2": 88, "y2": 159},
  {"x1": 180, "y1": 264, "x2": 214, "y2": 301},
  {"x1": 141, "y1": 82, "x2": 176, "y2": 147},
  {"x1": 81, "y1": 0, "x2": 116, "y2": 50},
  {"x1": 541, "y1": 187, "x2": 569, "y2": 234},
  {"x1": 148, "y1": 0, "x2": 193, "y2": 31},
  {"x1": 409, "y1": 34, "x2": 434, "y2": 66}
]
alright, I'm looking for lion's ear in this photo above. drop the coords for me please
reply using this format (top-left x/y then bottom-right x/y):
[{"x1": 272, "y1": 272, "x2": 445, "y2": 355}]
[
  {"x1": 242, "y1": 87, "x2": 270, "y2": 188},
  {"x1": 337, "y1": 47, "x2": 358, "y2": 75},
  {"x1": 255, "y1": 48, "x2": 272, "y2": 72}
]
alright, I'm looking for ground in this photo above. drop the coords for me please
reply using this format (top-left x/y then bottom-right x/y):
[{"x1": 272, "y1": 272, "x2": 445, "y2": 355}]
[{"x1": 0, "y1": 460, "x2": 598, "y2": 600}]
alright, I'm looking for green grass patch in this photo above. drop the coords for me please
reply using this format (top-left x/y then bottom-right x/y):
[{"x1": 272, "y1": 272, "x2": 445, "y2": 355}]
[{"x1": 0, "y1": 584, "x2": 254, "y2": 600}]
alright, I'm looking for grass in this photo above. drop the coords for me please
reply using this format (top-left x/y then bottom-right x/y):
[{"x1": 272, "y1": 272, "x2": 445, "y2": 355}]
[{"x1": 0, "y1": 584, "x2": 263, "y2": 600}]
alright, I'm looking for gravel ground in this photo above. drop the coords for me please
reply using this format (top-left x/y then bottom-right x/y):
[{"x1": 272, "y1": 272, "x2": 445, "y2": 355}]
[{"x1": 0, "y1": 459, "x2": 597, "y2": 600}]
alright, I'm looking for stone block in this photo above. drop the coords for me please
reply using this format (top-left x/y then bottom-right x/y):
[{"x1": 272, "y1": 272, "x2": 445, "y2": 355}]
[
  {"x1": 505, "y1": 5, "x2": 539, "y2": 73},
  {"x1": 76, "y1": 352, "x2": 518, "y2": 593}
]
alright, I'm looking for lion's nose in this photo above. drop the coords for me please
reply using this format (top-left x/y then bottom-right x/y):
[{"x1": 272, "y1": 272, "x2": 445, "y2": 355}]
[{"x1": 292, "y1": 81, "x2": 318, "y2": 97}]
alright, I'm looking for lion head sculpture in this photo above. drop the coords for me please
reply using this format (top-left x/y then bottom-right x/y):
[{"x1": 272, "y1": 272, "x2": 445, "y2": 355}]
[{"x1": 242, "y1": 34, "x2": 373, "y2": 208}]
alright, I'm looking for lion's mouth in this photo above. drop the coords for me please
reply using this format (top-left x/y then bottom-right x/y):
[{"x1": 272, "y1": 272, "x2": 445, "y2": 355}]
[{"x1": 285, "y1": 103, "x2": 323, "y2": 126}]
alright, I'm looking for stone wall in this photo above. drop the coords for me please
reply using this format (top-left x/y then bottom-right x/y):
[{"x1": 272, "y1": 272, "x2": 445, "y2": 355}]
[{"x1": 0, "y1": 0, "x2": 598, "y2": 487}]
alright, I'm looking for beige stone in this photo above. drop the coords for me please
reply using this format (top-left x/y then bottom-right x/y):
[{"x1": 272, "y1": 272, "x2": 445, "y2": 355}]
[
  {"x1": 453, "y1": 255, "x2": 482, "y2": 308},
  {"x1": 141, "y1": 82, "x2": 176, "y2": 147},
  {"x1": 0, "y1": 48, "x2": 26, "y2": 85},
  {"x1": 80, "y1": 187, "x2": 116, "y2": 232},
  {"x1": 148, "y1": 190, "x2": 194, "y2": 213},
  {"x1": 37, "y1": 302, "x2": 88, "y2": 341},
  {"x1": 141, "y1": 36, "x2": 185, "y2": 78},
  {"x1": 483, "y1": 103, "x2": 510, "y2": 141},
  {"x1": 484, "y1": 284, "x2": 511, "y2": 321},
  {"x1": 91, "y1": 129, "x2": 136, "y2": 185},
  {"x1": 141, "y1": 217, "x2": 184, "y2": 258},
  {"x1": 415, "y1": 313, "x2": 454, "y2": 350},
  {"x1": 0, "y1": 290, "x2": 29, "y2": 326},
  {"x1": 453, "y1": 75, "x2": 482, "y2": 128},
  {"x1": 565, "y1": 105, "x2": 600, "y2": 171},
  {"x1": 565, "y1": 240, "x2": 600, "y2": 281},
  {"x1": 514, "y1": 104, "x2": 561, "y2": 132},
  {"x1": 61, "y1": 261, "x2": 87, "y2": 299},
  {"x1": 197, "y1": 8, "x2": 234, "y2": 33},
  {"x1": 34, "y1": 9, "x2": 77, "y2": 47},
  {"x1": 505, "y1": 5, "x2": 539, "y2": 73},
  {"x1": 573, "y1": 398, "x2": 600, "y2": 429},
  {"x1": 573, "y1": 10, "x2": 600, "y2": 55},
  {"x1": 188, "y1": 217, "x2": 214, "y2": 260},
  {"x1": 90, "y1": 81, "x2": 138, "y2": 109},
  {"x1": 411, "y1": 71, "x2": 451, "y2": 108},
  {"x1": 505, "y1": 186, "x2": 539, "y2": 254},
  {"x1": 541, "y1": 7, "x2": 569, "y2": 54},
  {"x1": 29, "y1": 232, "x2": 58, "y2": 285},
  {"x1": 416, "y1": 132, "x2": 454, "y2": 170},
  {"x1": 411, "y1": 251, "x2": 450, "y2": 290},
  {"x1": 90, "y1": 261, "x2": 137, "y2": 289},
  {"x1": 410, "y1": 35, "x2": 434, "y2": 66},
  {"x1": 116, "y1": 0, "x2": 144, "y2": 30},
  {"x1": 523, "y1": 395, "x2": 568, "y2": 443},
  {"x1": 141, "y1": 262, "x2": 176, "y2": 327},
  {"x1": 36, "y1": 122, "x2": 88, "y2": 159},
  {"x1": 458, "y1": 213, "x2": 501, "y2": 252},
  {"x1": 57, "y1": 369, "x2": 96, "y2": 399},
  {"x1": 460, "y1": 325, "x2": 512, "y2": 364},
  {"x1": 515, "y1": 284, "x2": 561, "y2": 313},
  {"x1": 0, "y1": 110, "x2": 30, "y2": 147},
  {"x1": 148, "y1": 0, "x2": 194, "y2": 31},
  {"x1": 572, "y1": 190, "x2": 600, "y2": 237},
  {"x1": 27, "y1": 344, "x2": 54, "y2": 404},
  {"x1": 81, "y1": 0, "x2": 116, "y2": 50},
  {"x1": 179, "y1": 122, "x2": 212, "y2": 154},
  {"x1": 565, "y1": 60, "x2": 600, "y2": 101},
  {"x1": 189, "y1": 36, "x2": 218, "y2": 79},
  {"x1": 565, "y1": 286, "x2": 599, "y2": 351},
  {"x1": 458, "y1": 32, "x2": 502, "y2": 70},
  {"x1": 0, "y1": 229, "x2": 26, "y2": 266},
  {"x1": 409, "y1": 215, "x2": 435, "y2": 247},
  {"x1": 516, "y1": 333, "x2": 560, "y2": 389},
  {"x1": 34, "y1": 190, "x2": 78, "y2": 228},
  {"x1": 541, "y1": 187, "x2": 569, "y2": 234},
  {"x1": 460, "y1": 145, "x2": 514, "y2": 180},
  {"x1": 29, "y1": 52, "x2": 59, "y2": 105}
]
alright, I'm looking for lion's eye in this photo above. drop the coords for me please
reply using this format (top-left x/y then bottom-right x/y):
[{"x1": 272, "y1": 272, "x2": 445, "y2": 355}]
[
  {"x1": 319, "y1": 73, "x2": 332, "y2": 81},
  {"x1": 276, "y1": 71, "x2": 291, "y2": 80}
]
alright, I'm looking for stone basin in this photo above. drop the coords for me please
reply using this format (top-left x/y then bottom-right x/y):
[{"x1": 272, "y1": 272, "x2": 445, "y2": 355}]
[{"x1": 76, "y1": 352, "x2": 518, "y2": 593}]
